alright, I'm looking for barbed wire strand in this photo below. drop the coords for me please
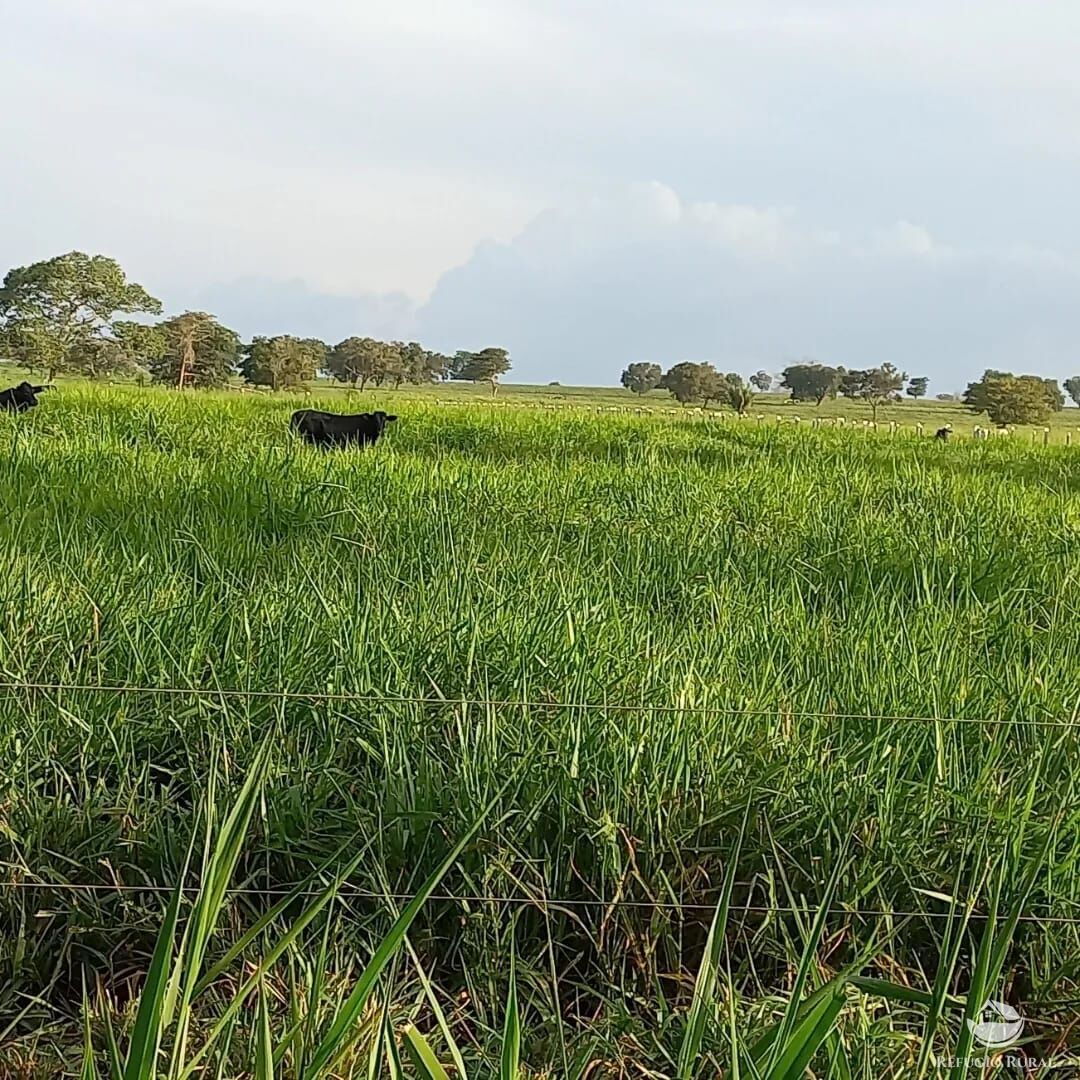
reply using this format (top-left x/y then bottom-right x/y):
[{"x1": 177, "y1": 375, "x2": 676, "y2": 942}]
[
  {"x1": 4, "y1": 679, "x2": 1078, "y2": 924},
  {"x1": 1, "y1": 680, "x2": 1078, "y2": 730},
  {"x1": 4, "y1": 879, "x2": 1080, "y2": 925}
]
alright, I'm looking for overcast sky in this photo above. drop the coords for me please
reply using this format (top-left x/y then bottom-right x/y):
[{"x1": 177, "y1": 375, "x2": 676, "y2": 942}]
[{"x1": 4, "y1": 1, "x2": 1080, "y2": 389}]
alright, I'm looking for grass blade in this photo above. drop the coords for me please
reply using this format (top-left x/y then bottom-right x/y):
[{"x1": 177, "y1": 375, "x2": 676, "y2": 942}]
[
  {"x1": 301, "y1": 773, "x2": 518, "y2": 1078},
  {"x1": 763, "y1": 980, "x2": 846, "y2": 1080},
  {"x1": 256, "y1": 975, "x2": 275, "y2": 1080},
  {"x1": 122, "y1": 873, "x2": 186, "y2": 1080},
  {"x1": 402, "y1": 1024, "x2": 451, "y2": 1080},
  {"x1": 81, "y1": 979, "x2": 99, "y2": 1080},
  {"x1": 678, "y1": 806, "x2": 746, "y2": 1078},
  {"x1": 405, "y1": 941, "x2": 469, "y2": 1080},
  {"x1": 500, "y1": 931, "x2": 520, "y2": 1080}
]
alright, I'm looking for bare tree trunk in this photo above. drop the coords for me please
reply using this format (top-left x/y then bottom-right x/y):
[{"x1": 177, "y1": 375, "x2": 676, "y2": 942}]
[{"x1": 176, "y1": 318, "x2": 198, "y2": 389}]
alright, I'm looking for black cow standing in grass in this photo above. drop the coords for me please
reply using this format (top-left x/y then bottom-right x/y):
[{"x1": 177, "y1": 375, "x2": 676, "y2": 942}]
[
  {"x1": 934, "y1": 424, "x2": 953, "y2": 441},
  {"x1": 290, "y1": 408, "x2": 397, "y2": 449},
  {"x1": 0, "y1": 382, "x2": 52, "y2": 413}
]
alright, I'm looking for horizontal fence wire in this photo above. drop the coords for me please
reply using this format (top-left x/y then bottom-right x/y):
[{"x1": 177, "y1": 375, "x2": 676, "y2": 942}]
[
  {"x1": 3, "y1": 679, "x2": 1077, "y2": 925},
  {"x1": 1, "y1": 680, "x2": 1079, "y2": 730},
  {"x1": 4, "y1": 879, "x2": 1080, "y2": 925}
]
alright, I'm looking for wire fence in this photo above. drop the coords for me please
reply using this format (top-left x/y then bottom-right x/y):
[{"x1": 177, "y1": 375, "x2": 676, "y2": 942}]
[
  {"x1": 5, "y1": 879, "x2": 1080, "y2": 925},
  {"x1": 2, "y1": 680, "x2": 1079, "y2": 731},
  {"x1": 3, "y1": 677, "x2": 1078, "y2": 925}
]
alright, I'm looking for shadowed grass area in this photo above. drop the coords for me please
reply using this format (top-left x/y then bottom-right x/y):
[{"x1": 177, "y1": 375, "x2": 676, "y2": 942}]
[{"x1": 2, "y1": 384, "x2": 1079, "y2": 1073}]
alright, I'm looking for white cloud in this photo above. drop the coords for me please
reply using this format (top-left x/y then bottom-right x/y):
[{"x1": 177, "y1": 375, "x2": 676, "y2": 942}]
[
  {"x1": 689, "y1": 204, "x2": 798, "y2": 260},
  {"x1": 416, "y1": 183, "x2": 1080, "y2": 387},
  {"x1": 873, "y1": 221, "x2": 952, "y2": 259}
]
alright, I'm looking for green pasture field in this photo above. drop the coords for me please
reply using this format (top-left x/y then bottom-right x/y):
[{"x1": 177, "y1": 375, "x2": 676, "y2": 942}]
[
  {"x1": 2, "y1": 383, "x2": 1080, "y2": 1074},
  {"x1": 6, "y1": 360, "x2": 1080, "y2": 439}
]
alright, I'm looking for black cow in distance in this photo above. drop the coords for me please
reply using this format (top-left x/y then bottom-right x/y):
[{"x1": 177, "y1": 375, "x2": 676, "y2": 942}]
[
  {"x1": 0, "y1": 382, "x2": 52, "y2": 413},
  {"x1": 290, "y1": 409, "x2": 397, "y2": 449}
]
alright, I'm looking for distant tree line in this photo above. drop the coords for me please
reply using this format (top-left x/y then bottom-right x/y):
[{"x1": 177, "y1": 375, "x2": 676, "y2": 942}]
[
  {"x1": 6, "y1": 252, "x2": 1080, "y2": 422},
  {"x1": 621, "y1": 362, "x2": 757, "y2": 413},
  {"x1": 0, "y1": 252, "x2": 511, "y2": 392},
  {"x1": 621, "y1": 359, "x2": 922, "y2": 418},
  {"x1": 624, "y1": 357, "x2": 1080, "y2": 424}
]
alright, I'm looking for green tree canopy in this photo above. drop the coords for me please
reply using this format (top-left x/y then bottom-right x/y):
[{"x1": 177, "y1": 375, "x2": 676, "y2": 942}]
[
  {"x1": 0, "y1": 252, "x2": 161, "y2": 379},
  {"x1": 722, "y1": 373, "x2": 755, "y2": 414},
  {"x1": 112, "y1": 321, "x2": 166, "y2": 368},
  {"x1": 1065, "y1": 376, "x2": 1080, "y2": 408},
  {"x1": 964, "y1": 370, "x2": 1063, "y2": 426},
  {"x1": 839, "y1": 363, "x2": 906, "y2": 419},
  {"x1": 376, "y1": 342, "x2": 409, "y2": 388},
  {"x1": 451, "y1": 347, "x2": 511, "y2": 394},
  {"x1": 749, "y1": 370, "x2": 772, "y2": 392},
  {"x1": 780, "y1": 363, "x2": 842, "y2": 405},
  {"x1": 328, "y1": 336, "x2": 401, "y2": 393},
  {"x1": 400, "y1": 341, "x2": 450, "y2": 384},
  {"x1": 620, "y1": 362, "x2": 663, "y2": 395},
  {"x1": 242, "y1": 336, "x2": 326, "y2": 390},
  {"x1": 660, "y1": 362, "x2": 729, "y2": 406},
  {"x1": 1043, "y1": 377, "x2": 1065, "y2": 411},
  {"x1": 906, "y1": 376, "x2": 929, "y2": 400},
  {"x1": 329, "y1": 338, "x2": 450, "y2": 389},
  {"x1": 145, "y1": 312, "x2": 240, "y2": 388}
]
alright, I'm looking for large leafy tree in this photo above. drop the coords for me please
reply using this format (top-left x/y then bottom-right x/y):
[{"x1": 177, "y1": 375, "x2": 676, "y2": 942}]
[
  {"x1": 1065, "y1": 376, "x2": 1080, "y2": 408},
  {"x1": 328, "y1": 338, "x2": 450, "y2": 389},
  {"x1": 906, "y1": 376, "x2": 929, "y2": 400},
  {"x1": 1043, "y1": 377, "x2": 1066, "y2": 411},
  {"x1": 110, "y1": 321, "x2": 167, "y2": 381},
  {"x1": 722, "y1": 372, "x2": 755, "y2": 414},
  {"x1": 327, "y1": 337, "x2": 397, "y2": 390},
  {"x1": 749, "y1": 370, "x2": 772, "y2": 392},
  {"x1": 400, "y1": 341, "x2": 449, "y2": 385},
  {"x1": 659, "y1": 362, "x2": 706, "y2": 404},
  {"x1": 660, "y1": 362, "x2": 729, "y2": 406},
  {"x1": 620, "y1": 362, "x2": 662, "y2": 395},
  {"x1": 0, "y1": 252, "x2": 161, "y2": 379},
  {"x1": 780, "y1": 363, "x2": 842, "y2": 405},
  {"x1": 425, "y1": 350, "x2": 453, "y2": 382},
  {"x1": 376, "y1": 342, "x2": 409, "y2": 388},
  {"x1": 145, "y1": 312, "x2": 241, "y2": 388},
  {"x1": 964, "y1": 370, "x2": 1063, "y2": 426},
  {"x1": 451, "y1": 347, "x2": 511, "y2": 395},
  {"x1": 241, "y1": 335, "x2": 326, "y2": 390},
  {"x1": 839, "y1": 363, "x2": 906, "y2": 420}
]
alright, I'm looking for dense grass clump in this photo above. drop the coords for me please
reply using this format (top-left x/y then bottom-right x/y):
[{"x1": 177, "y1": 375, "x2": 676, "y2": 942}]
[{"x1": 1, "y1": 385, "x2": 1079, "y2": 1073}]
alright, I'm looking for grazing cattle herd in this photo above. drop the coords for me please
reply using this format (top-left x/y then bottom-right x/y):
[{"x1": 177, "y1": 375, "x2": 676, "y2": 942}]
[{"x1": 0, "y1": 385, "x2": 1066, "y2": 447}]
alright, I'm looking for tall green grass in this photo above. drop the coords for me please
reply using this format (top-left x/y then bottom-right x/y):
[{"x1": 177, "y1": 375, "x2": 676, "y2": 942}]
[
  {"x1": 2, "y1": 384, "x2": 1079, "y2": 1074},
  {"x1": 76, "y1": 755, "x2": 1064, "y2": 1077}
]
